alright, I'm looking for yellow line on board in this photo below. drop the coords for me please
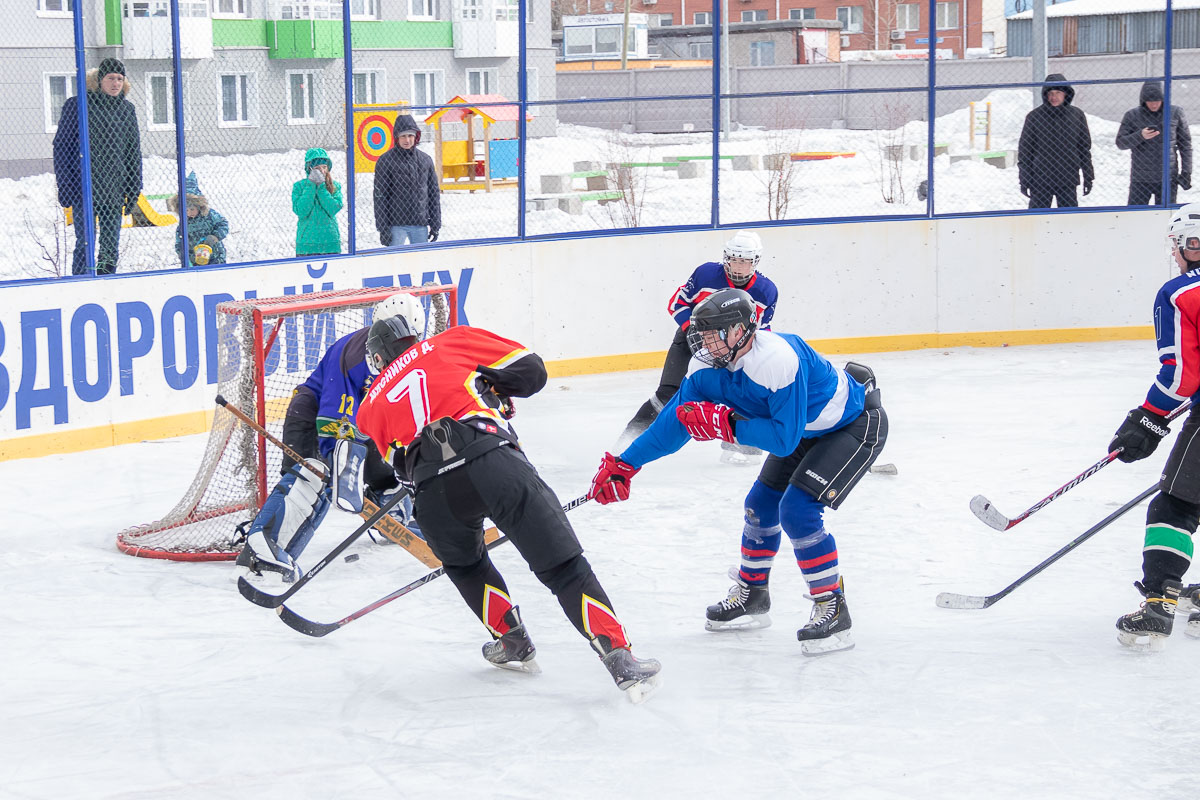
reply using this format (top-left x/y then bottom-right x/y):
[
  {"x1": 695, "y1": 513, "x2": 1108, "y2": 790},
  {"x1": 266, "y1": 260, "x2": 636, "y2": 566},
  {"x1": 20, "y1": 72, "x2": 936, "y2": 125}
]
[{"x1": 0, "y1": 326, "x2": 1155, "y2": 462}]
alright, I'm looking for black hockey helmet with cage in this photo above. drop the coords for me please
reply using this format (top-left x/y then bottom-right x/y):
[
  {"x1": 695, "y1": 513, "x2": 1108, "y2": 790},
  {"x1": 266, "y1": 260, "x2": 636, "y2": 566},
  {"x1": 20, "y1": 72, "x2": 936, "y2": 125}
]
[
  {"x1": 686, "y1": 288, "x2": 758, "y2": 368},
  {"x1": 366, "y1": 315, "x2": 418, "y2": 375}
]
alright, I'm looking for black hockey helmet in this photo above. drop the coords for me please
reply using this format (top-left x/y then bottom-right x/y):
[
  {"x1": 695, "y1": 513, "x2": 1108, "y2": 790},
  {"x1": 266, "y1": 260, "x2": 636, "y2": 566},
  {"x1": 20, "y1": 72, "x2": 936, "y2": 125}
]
[
  {"x1": 366, "y1": 315, "x2": 418, "y2": 375},
  {"x1": 686, "y1": 288, "x2": 758, "y2": 368}
]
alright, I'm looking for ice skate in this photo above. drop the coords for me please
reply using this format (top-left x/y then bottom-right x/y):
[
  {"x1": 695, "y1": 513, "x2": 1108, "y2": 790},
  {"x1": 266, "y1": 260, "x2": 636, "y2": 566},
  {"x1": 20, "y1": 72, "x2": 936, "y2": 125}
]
[
  {"x1": 705, "y1": 578, "x2": 771, "y2": 631},
  {"x1": 482, "y1": 617, "x2": 541, "y2": 674},
  {"x1": 719, "y1": 441, "x2": 762, "y2": 466},
  {"x1": 797, "y1": 579, "x2": 854, "y2": 656},
  {"x1": 600, "y1": 644, "x2": 662, "y2": 704},
  {"x1": 1116, "y1": 580, "x2": 1181, "y2": 652},
  {"x1": 235, "y1": 529, "x2": 300, "y2": 584}
]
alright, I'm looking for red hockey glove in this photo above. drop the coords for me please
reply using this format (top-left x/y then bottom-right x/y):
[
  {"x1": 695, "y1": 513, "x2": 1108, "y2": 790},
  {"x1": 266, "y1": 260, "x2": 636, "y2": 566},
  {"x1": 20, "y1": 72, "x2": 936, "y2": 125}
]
[
  {"x1": 676, "y1": 401, "x2": 737, "y2": 443},
  {"x1": 589, "y1": 452, "x2": 641, "y2": 505}
]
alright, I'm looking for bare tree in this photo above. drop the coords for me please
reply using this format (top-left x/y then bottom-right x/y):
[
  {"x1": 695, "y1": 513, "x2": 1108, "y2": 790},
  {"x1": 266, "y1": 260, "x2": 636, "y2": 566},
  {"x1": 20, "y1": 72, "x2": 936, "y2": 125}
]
[
  {"x1": 758, "y1": 110, "x2": 806, "y2": 220},
  {"x1": 871, "y1": 100, "x2": 918, "y2": 204},
  {"x1": 602, "y1": 131, "x2": 649, "y2": 229},
  {"x1": 23, "y1": 209, "x2": 69, "y2": 279}
]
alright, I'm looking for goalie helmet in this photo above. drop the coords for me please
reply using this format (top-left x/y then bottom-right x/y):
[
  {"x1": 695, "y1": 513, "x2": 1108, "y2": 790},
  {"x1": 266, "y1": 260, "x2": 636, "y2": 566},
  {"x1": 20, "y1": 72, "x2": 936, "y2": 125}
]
[
  {"x1": 722, "y1": 230, "x2": 762, "y2": 286},
  {"x1": 366, "y1": 315, "x2": 419, "y2": 375},
  {"x1": 686, "y1": 288, "x2": 758, "y2": 369},
  {"x1": 375, "y1": 292, "x2": 427, "y2": 341}
]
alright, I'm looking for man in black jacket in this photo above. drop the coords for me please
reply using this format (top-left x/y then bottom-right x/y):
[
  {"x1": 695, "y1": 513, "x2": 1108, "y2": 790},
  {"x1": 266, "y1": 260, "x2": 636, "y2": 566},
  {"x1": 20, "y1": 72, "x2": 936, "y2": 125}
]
[
  {"x1": 372, "y1": 114, "x2": 441, "y2": 246},
  {"x1": 52, "y1": 57, "x2": 143, "y2": 275},
  {"x1": 1018, "y1": 74, "x2": 1094, "y2": 210},
  {"x1": 1116, "y1": 81, "x2": 1193, "y2": 206}
]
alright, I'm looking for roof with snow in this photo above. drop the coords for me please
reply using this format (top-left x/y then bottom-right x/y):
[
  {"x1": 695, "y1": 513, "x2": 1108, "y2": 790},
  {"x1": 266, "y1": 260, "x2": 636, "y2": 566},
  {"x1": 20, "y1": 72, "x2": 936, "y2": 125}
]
[
  {"x1": 1011, "y1": 0, "x2": 1200, "y2": 19},
  {"x1": 424, "y1": 95, "x2": 533, "y2": 126}
]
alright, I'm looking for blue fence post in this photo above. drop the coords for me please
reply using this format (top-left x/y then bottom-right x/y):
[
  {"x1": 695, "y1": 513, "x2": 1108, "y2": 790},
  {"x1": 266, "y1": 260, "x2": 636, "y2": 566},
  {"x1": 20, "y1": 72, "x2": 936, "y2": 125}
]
[
  {"x1": 1163, "y1": 0, "x2": 1175, "y2": 208},
  {"x1": 343, "y1": 3, "x2": 357, "y2": 255},
  {"x1": 70, "y1": 0, "x2": 95, "y2": 276},
  {"x1": 518, "y1": 0, "x2": 528, "y2": 240},
  {"x1": 170, "y1": 1, "x2": 189, "y2": 270},
  {"x1": 711, "y1": 0, "x2": 721, "y2": 229},
  {"x1": 926, "y1": 0, "x2": 936, "y2": 218}
]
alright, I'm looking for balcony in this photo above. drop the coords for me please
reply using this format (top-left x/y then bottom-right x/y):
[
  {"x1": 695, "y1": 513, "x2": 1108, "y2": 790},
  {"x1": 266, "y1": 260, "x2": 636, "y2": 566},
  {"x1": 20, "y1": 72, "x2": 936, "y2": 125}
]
[
  {"x1": 268, "y1": 0, "x2": 344, "y2": 58},
  {"x1": 121, "y1": 1, "x2": 213, "y2": 60},
  {"x1": 453, "y1": 0, "x2": 518, "y2": 59}
]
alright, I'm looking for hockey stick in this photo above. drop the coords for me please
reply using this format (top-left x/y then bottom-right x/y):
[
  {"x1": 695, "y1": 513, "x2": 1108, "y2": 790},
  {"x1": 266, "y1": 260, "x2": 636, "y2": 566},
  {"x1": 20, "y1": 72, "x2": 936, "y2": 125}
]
[
  {"x1": 237, "y1": 485, "x2": 411, "y2": 609},
  {"x1": 215, "y1": 394, "x2": 441, "y2": 567},
  {"x1": 969, "y1": 400, "x2": 1192, "y2": 531},
  {"x1": 937, "y1": 481, "x2": 1157, "y2": 610},
  {"x1": 276, "y1": 493, "x2": 593, "y2": 637}
]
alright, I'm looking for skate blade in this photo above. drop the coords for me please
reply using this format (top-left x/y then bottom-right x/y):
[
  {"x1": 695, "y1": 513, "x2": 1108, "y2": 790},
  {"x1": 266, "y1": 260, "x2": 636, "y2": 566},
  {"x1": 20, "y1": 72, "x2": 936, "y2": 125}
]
[
  {"x1": 1116, "y1": 630, "x2": 1168, "y2": 652},
  {"x1": 1185, "y1": 619, "x2": 1200, "y2": 639},
  {"x1": 489, "y1": 657, "x2": 542, "y2": 675},
  {"x1": 621, "y1": 674, "x2": 661, "y2": 705},
  {"x1": 799, "y1": 631, "x2": 855, "y2": 657},
  {"x1": 1178, "y1": 595, "x2": 1199, "y2": 615},
  {"x1": 705, "y1": 614, "x2": 771, "y2": 632}
]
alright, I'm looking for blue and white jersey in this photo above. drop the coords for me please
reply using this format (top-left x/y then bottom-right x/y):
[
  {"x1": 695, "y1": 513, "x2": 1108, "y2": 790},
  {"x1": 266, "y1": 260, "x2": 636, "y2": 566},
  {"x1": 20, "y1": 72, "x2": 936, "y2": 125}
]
[
  {"x1": 619, "y1": 330, "x2": 867, "y2": 468},
  {"x1": 297, "y1": 327, "x2": 375, "y2": 457},
  {"x1": 667, "y1": 261, "x2": 778, "y2": 330}
]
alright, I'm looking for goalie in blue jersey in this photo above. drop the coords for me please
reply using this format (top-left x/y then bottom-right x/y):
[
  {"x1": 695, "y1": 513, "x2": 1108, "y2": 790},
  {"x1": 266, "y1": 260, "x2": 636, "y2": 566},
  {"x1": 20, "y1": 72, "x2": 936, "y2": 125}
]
[
  {"x1": 235, "y1": 292, "x2": 428, "y2": 582},
  {"x1": 589, "y1": 288, "x2": 888, "y2": 655}
]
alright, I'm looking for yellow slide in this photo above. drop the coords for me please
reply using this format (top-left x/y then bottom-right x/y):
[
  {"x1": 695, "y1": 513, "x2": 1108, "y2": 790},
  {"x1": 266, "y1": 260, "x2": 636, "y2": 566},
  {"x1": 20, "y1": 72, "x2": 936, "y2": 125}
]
[{"x1": 64, "y1": 193, "x2": 177, "y2": 229}]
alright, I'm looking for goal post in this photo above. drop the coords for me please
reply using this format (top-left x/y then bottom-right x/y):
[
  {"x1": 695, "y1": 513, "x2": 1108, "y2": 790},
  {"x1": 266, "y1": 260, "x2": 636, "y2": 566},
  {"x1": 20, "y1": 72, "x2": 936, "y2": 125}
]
[{"x1": 116, "y1": 284, "x2": 458, "y2": 562}]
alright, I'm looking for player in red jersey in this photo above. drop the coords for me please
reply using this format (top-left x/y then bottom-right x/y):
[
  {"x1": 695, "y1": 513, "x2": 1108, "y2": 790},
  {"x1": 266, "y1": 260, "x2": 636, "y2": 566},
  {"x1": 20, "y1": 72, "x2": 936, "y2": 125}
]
[{"x1": 356, "y1": 316, "x2": 661, "y2": 701}]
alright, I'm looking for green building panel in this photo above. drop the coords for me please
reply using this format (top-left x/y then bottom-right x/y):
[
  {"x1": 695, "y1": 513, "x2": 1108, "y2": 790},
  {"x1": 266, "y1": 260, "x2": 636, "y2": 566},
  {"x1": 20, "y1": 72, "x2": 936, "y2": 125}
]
[
  {"x1": 104, "y1": 0, "x2": 122, "y2": 46},
  {"x1": 351, "y1": 21, "x2": 453, "y2": 49},
  {"x1": 268, "y1": 20, "x2": 345, "y2": 60},
  {"x1": 213, "y1": 19, "x2": 270, "y2": 48}
]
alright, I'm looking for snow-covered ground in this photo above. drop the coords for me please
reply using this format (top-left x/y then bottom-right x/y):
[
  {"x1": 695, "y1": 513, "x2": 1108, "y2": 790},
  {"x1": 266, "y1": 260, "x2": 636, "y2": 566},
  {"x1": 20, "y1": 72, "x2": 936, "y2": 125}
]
[
  {"x1": 3, "y1": 88, "x2": 1161, "y2": 281},
  {"x1": 3, "y1": 340, "x2": 1198, "y2": 798}
]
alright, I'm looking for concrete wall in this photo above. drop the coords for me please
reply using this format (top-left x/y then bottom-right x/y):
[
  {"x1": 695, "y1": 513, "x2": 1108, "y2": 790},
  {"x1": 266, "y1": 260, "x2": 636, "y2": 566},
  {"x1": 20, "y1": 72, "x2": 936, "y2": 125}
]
[{"x1": 0, "y1": 209, "x2": 1169, "y2": 458}]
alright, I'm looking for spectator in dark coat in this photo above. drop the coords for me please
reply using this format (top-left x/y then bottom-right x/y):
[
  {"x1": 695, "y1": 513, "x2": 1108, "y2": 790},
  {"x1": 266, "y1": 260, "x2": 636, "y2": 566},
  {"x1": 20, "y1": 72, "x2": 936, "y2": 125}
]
[
  {"x1": 1116, "y1": 81, "x2": 1193, "y2": 206},
  {"x1": 1018, "y1": 74, "x2": 1094, "y2": 210},
  {"x1": 52, "y1": 57, "x2": 143, "y2": 275},
  {"x1": 373, "y1": 114, "x2": 441, "y2": 246}
]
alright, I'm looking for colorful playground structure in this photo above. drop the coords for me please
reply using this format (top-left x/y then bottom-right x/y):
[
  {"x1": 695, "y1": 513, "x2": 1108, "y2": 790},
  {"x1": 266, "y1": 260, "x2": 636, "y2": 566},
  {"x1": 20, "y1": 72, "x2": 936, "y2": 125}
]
[
  {"x1": 424, "y1": 95, "x2": 529, "y2": 192},
  {"x1": 64, "y1": 193, "x2": 177, "y2": 229}
]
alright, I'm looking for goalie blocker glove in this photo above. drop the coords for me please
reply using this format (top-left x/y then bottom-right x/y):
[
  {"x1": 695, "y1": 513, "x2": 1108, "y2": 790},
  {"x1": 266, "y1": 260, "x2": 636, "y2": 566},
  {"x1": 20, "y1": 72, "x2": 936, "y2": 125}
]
[{"x1": 1110, "y1": 407, "x2": 1171, "y2": 463}]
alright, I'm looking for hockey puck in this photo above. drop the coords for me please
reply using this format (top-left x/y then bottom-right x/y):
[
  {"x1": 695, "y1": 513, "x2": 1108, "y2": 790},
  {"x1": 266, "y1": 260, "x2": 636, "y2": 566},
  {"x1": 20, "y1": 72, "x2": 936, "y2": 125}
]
[{"x1": 344, "y1": 554, "x2": 360, "y2": 563}]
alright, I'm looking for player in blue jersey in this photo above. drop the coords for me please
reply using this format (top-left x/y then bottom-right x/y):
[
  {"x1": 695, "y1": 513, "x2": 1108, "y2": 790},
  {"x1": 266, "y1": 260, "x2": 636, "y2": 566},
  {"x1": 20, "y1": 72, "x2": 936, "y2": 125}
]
[
  {"x1": 236, "y1": 292, "x2": 427, "y2": 582},
  {"x1": 618, "y1": 230, "x2": 779, "y2": 465},
  {"x1": 1108, "y1": 203, "x2": 1200, "y2": 649},
  {"x1": 590, "y1": 288, "x2": 888, "y2": 655}
]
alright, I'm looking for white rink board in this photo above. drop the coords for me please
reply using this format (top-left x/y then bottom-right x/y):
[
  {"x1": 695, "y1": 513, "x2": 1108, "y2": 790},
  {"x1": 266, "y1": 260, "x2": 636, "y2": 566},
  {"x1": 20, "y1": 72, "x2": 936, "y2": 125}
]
[{"x1": 0, "y1": 210, "x2": 1172, "y2": 446}]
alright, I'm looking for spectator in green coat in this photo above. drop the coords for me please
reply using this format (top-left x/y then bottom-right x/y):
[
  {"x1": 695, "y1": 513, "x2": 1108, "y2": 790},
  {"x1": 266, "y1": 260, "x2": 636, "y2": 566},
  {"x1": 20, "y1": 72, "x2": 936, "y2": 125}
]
[{"x1": 292, "y1": 148, "x2": 343, "y2": 257}]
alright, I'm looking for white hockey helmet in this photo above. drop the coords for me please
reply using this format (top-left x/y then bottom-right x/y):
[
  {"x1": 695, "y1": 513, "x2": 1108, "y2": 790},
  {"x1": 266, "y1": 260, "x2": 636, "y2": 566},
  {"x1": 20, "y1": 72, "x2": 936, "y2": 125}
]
[
  {"x1": 1168, "y1": 203, "x2": 1200, "y2": 251},
  {"x1": 722, "y1": 230, "x2": 762, "y2": 286},
  {"x1": 374, "y1": 292, "x2": 426, "y2": 341}
]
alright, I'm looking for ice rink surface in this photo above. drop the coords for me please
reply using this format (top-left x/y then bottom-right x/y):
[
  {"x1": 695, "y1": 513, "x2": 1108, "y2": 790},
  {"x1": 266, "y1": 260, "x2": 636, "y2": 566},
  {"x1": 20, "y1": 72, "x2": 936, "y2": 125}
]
[{"x1": 3, "y1": 341, "x2": 1198, "y2": 799}]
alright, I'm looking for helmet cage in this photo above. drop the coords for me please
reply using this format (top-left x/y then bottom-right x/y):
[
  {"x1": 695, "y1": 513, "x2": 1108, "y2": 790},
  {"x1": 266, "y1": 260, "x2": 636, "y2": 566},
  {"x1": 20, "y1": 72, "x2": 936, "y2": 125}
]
[{"x1": 686, "y1": 322, "x2": 756, "y2": 369}]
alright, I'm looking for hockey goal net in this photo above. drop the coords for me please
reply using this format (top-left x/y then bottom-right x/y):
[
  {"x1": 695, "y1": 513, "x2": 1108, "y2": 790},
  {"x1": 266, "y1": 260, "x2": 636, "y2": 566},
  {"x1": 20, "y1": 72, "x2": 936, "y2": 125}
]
[{"x1": 116, "y1": 284, "x2": 458, "y2": 562}]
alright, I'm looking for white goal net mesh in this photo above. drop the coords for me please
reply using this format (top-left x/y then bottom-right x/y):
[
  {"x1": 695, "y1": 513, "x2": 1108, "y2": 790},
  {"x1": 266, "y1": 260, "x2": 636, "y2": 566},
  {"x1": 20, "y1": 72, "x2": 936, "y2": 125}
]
[{"x1": 115, "y1": 284, "x2": 456, "y2": 561}]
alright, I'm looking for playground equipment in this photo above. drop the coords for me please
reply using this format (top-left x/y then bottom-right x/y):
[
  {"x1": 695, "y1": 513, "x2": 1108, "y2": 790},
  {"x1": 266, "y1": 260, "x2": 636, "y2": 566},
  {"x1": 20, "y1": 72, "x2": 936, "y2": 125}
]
[
  {"x1": 424, "y1": 95, "x2": 530, "y2": 192},
  {"x1": 969, "y1": 101, "x2": 993, "y2": 151},
  {"x1": 64, "y1": 193, "x2": 177, "y2": 228},
  {"x1": 352, "y1": 101, "x2": 410, "y2": 174},
  {"x1": 790, "y1": 151, "x2": 856, "y2": 161}
]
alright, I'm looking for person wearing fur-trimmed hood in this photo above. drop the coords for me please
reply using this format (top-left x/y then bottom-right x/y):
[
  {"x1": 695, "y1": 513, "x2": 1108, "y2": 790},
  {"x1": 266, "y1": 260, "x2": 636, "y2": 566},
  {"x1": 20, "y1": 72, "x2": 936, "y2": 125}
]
[
  {"x1": 167, "y1": 171, "x2": 228, "y2": 266},
  {"x1": 52, "y1": 57, "x2": 143, "y2": 275}
]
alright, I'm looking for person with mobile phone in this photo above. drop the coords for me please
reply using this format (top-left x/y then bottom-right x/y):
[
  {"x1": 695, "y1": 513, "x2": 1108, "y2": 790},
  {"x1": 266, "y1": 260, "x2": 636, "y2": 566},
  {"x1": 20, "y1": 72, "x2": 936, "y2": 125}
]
[{"x1": 1117, "y1": 81, "x2": 1193, "y2": 206}]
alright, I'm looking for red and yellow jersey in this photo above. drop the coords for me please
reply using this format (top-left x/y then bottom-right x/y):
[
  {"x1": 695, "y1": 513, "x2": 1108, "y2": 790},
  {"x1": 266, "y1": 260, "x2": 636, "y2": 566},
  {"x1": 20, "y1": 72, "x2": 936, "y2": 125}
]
[{"x1": 357, "y1": 326, "x2": 534, "y2": 462}]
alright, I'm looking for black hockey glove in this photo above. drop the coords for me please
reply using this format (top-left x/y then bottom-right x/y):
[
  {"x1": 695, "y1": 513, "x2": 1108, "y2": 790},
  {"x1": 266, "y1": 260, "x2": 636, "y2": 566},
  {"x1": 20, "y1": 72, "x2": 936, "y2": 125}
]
[{"x1": 1109, "y1": 407, "x2": 1171, "y2": 463}]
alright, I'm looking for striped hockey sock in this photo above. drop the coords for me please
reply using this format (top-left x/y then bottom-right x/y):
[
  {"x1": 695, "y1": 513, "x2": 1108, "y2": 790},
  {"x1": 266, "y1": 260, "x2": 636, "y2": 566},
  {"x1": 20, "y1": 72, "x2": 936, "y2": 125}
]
[
  {"x1": 738, "y1": 522, "x2": 781, "y2": 586},
  {"x1": 791, "y1": 528, "x2": 840, "y2": 595}
]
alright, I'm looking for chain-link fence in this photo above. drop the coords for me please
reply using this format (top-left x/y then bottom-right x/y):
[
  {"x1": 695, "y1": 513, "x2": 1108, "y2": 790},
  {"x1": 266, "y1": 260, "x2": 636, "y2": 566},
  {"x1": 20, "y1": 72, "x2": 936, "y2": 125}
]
[{"x1": 5, "y1": 1, "x2": 1200, "y2": 281}]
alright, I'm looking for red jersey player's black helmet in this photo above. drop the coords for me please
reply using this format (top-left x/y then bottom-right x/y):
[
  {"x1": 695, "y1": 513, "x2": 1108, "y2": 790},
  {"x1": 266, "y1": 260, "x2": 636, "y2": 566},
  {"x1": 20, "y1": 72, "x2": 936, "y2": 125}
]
[
  {"x1": 366, "y1": 315, "x2": 418, "y2": 375},
  {"x1": 686, "y1": 288, "x2": 758, "y2": 369}
]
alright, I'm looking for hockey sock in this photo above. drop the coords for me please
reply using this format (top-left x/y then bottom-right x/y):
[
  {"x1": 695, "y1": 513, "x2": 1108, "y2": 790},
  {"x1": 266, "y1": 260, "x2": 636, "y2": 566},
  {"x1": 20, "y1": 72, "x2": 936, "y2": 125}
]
[
  {"x1": 535, "y1": 555, "x2": 631, "y2": 651},
  {"x1": 780, "y1": 487, "x2": 839, "y2": 595},
  {"x1": 740, "y1": 481, "x2": 784, "y2": 585},
  {"x1": 444, "y1": 555, "x2": 517, "y2": 637},
  {"x1": 1142, "y1": 493, "x2": 1198, "y2": 591}
]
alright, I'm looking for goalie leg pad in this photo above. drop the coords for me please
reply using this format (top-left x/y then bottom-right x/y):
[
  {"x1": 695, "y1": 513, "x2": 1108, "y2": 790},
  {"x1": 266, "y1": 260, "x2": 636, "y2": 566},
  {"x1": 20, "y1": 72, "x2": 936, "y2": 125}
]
[
  {"x1": 332, "y1": 439, "x2": 368, "y2": 513},
  {"x1": 250, "y1": 459, "x2": 331, "y2": 563}
]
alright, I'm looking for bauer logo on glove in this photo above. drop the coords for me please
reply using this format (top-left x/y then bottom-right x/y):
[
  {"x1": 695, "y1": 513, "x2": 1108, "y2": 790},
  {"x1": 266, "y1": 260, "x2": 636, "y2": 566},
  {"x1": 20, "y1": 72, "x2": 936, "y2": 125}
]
[{"x1": 676, "y1": 401, "x2": 738, "y2": 443}]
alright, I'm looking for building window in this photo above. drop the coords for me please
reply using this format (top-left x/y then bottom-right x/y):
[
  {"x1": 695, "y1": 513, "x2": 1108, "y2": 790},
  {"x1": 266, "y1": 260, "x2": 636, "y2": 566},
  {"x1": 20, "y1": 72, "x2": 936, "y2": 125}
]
[
  {"x1": 37, "y1": 0, "x2": 73, "y2": 14},
  {"x1": 146, "y1": 73, "x2": 177, "y2": 130},
  {"x1": 44, "y1": 73, "x2": 77, "y2": 133},
  {"x1": 210, "y1": 0, "x2": 245, "y2": 15},
  {"x1": 460, "y1": 0, "x2": 480, "y2": 19},
  {"x1": 219, "y1": 73, "x2": 255, "y2": 127},
  {"x1": 837, "y1": 6, "x2": 863, "y2": 33},
  {"x1": 896, "y1": 4, "x2": 918, "y2": 30},
  {"x1": 466, "y1": 68, "x2": 497, "y2": 95},
  {"x1": 409, "y1": 0, "x2": 435, "y2": 19},
  {"x1": 353, "y1": 70, "x2": 385, "y2": 104},
  {"x1": 563, "y1": 25, "x2": 635, "y2": 57},
  {"x1": 125, "y1": 1, "x2": 167, "y2": 16},
  {"x1": 936, "y1": 1, "x2": 958, "y2": 29},
  {"x1": 694, "y1": 11, "x2": 711, "y2": 25},
  {"x1": 749, "y1": 40, "x2": 775, "y2": 66},
  {"x1": 689, "y1": 39, "x2": 713, "y2": 58},
  {"x1": 525, "y1": 67, "x2": 539, "y2": 102},
  {"x1": 286, "y1": 70, "x2": 319, "y2": 124},
  {"x1": 649, "y1": 14, "x2": 673, "y2": 26},
  {"x1": 349, "y1": 0, "x2": 377, "y2": 17},
  {"x1": 411, "y1": 70, "x2": 444, "y2": 110},
  {"x1": 495, "y1": 0, "x2": 518, "y2": 21},
  {"x1": 789, "y1": 8, "x2": 816, "y2": 20},
  {"x1": 741, "y1": 10, "x2": 767, "y2": 22}
]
